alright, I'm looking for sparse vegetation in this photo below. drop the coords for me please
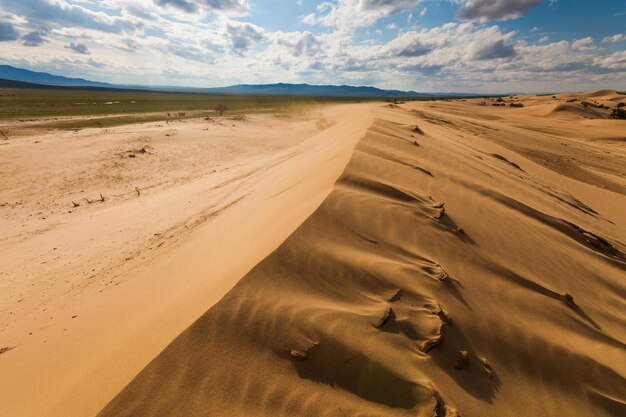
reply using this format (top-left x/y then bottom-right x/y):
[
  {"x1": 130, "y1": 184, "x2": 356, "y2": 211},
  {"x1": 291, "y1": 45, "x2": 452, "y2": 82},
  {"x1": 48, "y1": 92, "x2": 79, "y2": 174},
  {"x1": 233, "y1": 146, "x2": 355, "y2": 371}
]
[
  {"x1": 213, "y1": 104, "x2": 228, "y2": 116},
  {"x1": 609, "y1": 107, "x2": 626, "y2": 119},
  {"x1": 509, "y1": 102, "x2": 524, "y2": 108},
  {"x1": 0, "y1": 87, "x2": 377, "y2": 132}
]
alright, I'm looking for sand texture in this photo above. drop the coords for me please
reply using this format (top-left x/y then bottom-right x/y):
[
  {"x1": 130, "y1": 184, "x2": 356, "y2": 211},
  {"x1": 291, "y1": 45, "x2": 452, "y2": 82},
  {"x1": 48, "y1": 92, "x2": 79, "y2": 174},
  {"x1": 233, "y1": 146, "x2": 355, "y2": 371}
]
[
  {"x1": 96, "y1": 93, "x2": 626, "y2": 417},
  {"x1": 0, "y1": 104, "x2": 375, "y2": 417}
]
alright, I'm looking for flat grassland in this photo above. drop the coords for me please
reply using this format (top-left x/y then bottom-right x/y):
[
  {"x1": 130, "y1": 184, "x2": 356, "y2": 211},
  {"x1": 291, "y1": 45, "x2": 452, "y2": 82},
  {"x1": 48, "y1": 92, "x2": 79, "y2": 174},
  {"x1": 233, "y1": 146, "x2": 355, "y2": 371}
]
[{"x1": 0, "y1": 87, "x2": 370, "y2": 132}]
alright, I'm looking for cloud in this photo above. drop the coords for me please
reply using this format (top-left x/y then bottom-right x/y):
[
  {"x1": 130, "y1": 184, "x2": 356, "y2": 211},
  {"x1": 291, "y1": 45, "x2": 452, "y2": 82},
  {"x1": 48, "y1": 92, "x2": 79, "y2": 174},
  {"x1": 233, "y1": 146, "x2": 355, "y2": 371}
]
[
  {"x1": 603, "y1": 34, "x2": 626, "y2": 44},
  {"x1": 472, "y1": 39, "x2": 516, "y2": 60},
  {"x1": 22, "y1": 30, "x2": 48, "y2": 46},
  {"x1": 0, "y1": 21, "x2": 19, "y2": 41},
  {"x1": 226, "y1": 20, "x2": 265, "y2": 54},
  {"x1": 0, "y1": 0, "x2": 142, "y2": 34},
  {"x1": 454, "y1": 0, "x2": 542, "y2": 22},
  {"x1": 67, "y1": 42, "x2": 90, "y2": 54},
  {"x1": 358, "y1": 0, "x2": 422, "y2": 14},
  {"x1": 302, "y1": 0, "x2": 421, "y2": 31},
  {"x1": 572, "y1": 37, "x2": 593, "y2": 50},
  {"x1": 384, "y1": 31, "x2": 433, "y2": 57},
  {"x1": 168, "y1": 42, "x2": 215, "y2": 63},
  {"x1": 154, "y1": 0, "x2": 250, "y2": 15},
  {"x1": 276, "y1": 31, "x2": 323, "y2": 57}
]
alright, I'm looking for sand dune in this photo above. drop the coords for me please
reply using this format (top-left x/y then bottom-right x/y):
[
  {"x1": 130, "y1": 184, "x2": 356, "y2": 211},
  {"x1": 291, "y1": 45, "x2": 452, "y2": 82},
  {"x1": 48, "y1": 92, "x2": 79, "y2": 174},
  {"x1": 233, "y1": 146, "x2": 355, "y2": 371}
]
[
  {"x1": 97, "y1": 97, "x2": 626, "y2": 417},
  {"x1": 0, "y1": 104, "x2": 375, "y2": 417}
]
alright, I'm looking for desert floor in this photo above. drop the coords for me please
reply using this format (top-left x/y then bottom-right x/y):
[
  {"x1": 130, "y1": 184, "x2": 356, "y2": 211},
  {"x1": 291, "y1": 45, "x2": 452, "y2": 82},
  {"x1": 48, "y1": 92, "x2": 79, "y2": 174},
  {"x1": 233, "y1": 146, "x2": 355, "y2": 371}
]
[{"x1": 1, "y1": 91, "x2": 625, "y2": 417}]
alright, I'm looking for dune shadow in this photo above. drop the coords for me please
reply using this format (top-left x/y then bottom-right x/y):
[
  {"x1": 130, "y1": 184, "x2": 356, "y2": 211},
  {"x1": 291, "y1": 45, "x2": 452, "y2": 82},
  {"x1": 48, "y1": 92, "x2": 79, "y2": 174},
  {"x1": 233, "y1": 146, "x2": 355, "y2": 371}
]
[
  {"x1": 294, "y1": 342, "x2": 419, "y2": 410},
  {"x1": 430, "y1": 324, "x2": 501, "y2": 403}
]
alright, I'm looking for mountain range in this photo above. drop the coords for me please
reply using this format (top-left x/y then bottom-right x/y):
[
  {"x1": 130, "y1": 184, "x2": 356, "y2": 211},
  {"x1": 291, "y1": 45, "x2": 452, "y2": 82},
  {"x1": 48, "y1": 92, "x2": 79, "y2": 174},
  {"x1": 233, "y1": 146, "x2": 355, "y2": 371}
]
[{"x1": 0, "y1": 64, "x2": 470, "y2": 98}]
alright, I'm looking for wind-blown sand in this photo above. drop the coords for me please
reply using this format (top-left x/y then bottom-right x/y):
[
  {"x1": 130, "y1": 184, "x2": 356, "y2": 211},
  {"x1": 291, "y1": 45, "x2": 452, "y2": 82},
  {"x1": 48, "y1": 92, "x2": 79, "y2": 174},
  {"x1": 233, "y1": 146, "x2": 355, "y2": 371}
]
[
  {"x1": 2, "y1": 92, "x2": 626, "y2": 417},
  {"x1": 0, "y1": 105, "x2": 375, "y2": 417}
]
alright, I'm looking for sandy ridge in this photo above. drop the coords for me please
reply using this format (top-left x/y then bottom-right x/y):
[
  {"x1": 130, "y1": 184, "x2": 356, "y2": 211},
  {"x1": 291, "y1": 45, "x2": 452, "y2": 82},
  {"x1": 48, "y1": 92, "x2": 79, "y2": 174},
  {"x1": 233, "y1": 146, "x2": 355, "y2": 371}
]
[{"x1": 98, "y1": 99, "x2": 625, "y2": 417}]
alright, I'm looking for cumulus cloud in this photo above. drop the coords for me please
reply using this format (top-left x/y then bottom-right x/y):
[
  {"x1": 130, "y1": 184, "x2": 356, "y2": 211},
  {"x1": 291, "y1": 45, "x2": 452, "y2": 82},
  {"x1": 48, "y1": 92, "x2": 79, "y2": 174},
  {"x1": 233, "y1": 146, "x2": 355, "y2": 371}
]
[
  {"x1": 472, "y1": 39, "x2": 516, "y2": 60},
  {"x1": 571, "y1": 37, "x2": 593, "y2": 51},
  {"x1": 302, "y1": 0, "x2": 422, "y2": 31},
  {"x1": 454, "y1": 0, "x2": 542, "y2": 22},
  {"x1": 276, "y1": 31, "x2": 322, "y2": 57},
  {"x1": 154, "y1": 0, "x2": 250, "y2": 15},
  {"x1": 384, "y1": 31, "x2": 433, "y2": 57},
  {"x1": 67, "y1": 42, "x2": 90, "y2": 54},
  {"x1": 168, "y1": 42, "x2": 215, "y2": 62},
  {"x1": 603, "y1": 34, "x2": 626, "y2": 44},
  {"x1": 226, "y1": 20, "x2": 265, "y2": 54},
  {"x1": 0, "y1": 0, "x2": 142, "y2": 33},
  {"x1": 0, "y1": 21, "x2": 19, "y2": 41},
  {"x1": 22, "y1": 30, "x2": 48, "y2": 46}
]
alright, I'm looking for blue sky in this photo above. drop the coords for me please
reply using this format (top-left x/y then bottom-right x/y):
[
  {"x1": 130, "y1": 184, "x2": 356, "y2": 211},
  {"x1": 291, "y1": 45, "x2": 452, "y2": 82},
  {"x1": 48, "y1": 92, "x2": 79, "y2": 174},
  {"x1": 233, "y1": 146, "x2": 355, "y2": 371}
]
[{"x1": 0, "y1": 0, "x2": 624, "y2": 92}]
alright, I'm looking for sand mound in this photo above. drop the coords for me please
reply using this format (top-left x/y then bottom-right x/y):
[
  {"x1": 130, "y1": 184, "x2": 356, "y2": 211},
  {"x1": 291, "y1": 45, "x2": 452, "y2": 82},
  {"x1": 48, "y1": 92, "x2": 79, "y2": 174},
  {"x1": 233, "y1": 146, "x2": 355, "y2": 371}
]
[
  {"x1": 98, "y1": 102, "x2": 626, "y2": 417},
  {"x1": 585, "y1": 89, "x2": 618, "y2": 98},
  {"x1": 550, "y1": 102, "x2": 609, "y2": 119}
]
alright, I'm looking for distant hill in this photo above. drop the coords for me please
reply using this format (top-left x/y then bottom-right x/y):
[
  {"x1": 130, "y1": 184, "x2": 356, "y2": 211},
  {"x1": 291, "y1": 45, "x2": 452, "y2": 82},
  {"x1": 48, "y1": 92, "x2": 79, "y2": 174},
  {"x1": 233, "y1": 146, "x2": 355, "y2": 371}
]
[
  {"x1": 193, "y1": 83, "x2": 423, "y2": 97},
  {"x1": 0, "y1": 64, "x2": 476, "y2": 98},
  {"x1": 0, "y1": 65, "x2": 111, "y2": 88},
  {"x1": 0, "y1": 77, "x2": 150, "y2": 93}
]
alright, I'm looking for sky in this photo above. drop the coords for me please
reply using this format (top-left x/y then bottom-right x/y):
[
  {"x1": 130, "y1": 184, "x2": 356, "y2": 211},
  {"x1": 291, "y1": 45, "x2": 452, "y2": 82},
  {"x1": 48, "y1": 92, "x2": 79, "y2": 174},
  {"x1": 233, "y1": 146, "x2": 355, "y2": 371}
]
[{"x1": 0, "y1": 0, "x2": 624, "y2": 93}]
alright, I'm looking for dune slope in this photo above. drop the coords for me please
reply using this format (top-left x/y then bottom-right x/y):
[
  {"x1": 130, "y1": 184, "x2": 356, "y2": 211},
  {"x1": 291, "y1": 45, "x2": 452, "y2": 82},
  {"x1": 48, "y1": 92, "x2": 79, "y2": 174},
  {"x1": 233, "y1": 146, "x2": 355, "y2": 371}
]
[
  {"x1": 98, "y1": 101, "x2": 626, "y2": 417},
  {"x1": 0, "y1": 104, "x2": 376, "y2": 417}
]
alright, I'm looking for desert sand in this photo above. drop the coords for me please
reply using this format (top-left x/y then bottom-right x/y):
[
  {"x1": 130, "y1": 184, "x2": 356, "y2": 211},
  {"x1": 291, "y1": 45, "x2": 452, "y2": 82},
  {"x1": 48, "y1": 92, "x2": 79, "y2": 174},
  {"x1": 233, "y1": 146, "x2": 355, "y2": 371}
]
[{"x1": 2, "y1": 92, "x2": 626, "y2": 417}]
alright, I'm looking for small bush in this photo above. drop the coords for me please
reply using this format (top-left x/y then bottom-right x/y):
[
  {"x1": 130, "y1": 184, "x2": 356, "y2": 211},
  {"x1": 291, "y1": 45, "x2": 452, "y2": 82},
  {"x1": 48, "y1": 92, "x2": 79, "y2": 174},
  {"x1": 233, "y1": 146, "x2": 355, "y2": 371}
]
[
  {"x1": 609, "y1": 107, "x2": 626, "y2": 119},
  {"x1": 509, "y1": 102, "x2": 524, "y2": 108},
  {"x1": 617, "y1": 102, "x2": 625, "y2": 108},
  {"x1": 214, "y1": 104, "x2": 228, "y2": 116}
]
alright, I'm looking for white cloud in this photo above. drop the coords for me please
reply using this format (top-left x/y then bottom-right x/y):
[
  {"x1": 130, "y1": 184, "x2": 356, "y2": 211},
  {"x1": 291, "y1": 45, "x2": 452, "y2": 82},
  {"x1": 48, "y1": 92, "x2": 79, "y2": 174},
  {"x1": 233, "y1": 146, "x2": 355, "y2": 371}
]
[
  {"x1": 571, "y1": 37, "x2": 593, "y2": 51},
  {"x1": 302, "y1": 0, "x2": 422, "y2": 31},
  {"x1": 226, "y1": 20, "x2": 265, "y2": 54},
  {"x1": 602, "y1": 34, "x2": 626, "y2": 44}
]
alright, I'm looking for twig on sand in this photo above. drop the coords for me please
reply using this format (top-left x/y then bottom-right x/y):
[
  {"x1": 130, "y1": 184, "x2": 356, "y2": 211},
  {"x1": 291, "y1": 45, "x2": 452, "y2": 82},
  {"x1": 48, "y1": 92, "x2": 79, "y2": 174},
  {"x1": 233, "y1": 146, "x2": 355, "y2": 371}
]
[{"x1": 0, "y1": 346, "x2": 15, "y2": 355}]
